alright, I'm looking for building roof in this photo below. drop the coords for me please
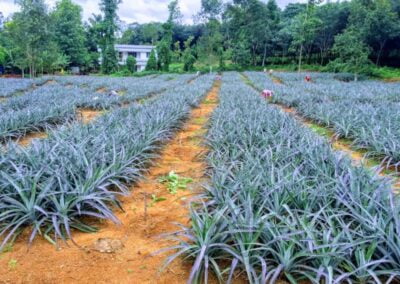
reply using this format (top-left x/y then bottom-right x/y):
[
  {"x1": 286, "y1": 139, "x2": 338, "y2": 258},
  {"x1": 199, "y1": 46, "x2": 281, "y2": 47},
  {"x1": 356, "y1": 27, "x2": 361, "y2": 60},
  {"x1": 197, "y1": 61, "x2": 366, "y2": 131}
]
[{"x1": 114, "y1": 44, "x2": 155, "y2": 52}]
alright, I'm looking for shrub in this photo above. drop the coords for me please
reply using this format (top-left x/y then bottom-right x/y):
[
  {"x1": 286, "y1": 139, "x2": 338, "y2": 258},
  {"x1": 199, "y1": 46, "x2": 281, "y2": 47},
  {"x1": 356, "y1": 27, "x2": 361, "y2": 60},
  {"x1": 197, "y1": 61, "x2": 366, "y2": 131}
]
[
  {"x1": 145, "y1": 49, "x2": 158, "y2": 71},
  {"x1": 125, "y1": 55, "x2": 137, "y2": 73}
]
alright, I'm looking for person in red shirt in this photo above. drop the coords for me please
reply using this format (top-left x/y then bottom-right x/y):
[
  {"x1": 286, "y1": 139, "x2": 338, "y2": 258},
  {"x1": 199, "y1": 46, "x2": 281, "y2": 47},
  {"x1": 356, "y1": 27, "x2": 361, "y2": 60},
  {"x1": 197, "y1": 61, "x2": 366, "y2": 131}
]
[{"x1": 261, "y1": 89, "x2": 273, "y2": 99}]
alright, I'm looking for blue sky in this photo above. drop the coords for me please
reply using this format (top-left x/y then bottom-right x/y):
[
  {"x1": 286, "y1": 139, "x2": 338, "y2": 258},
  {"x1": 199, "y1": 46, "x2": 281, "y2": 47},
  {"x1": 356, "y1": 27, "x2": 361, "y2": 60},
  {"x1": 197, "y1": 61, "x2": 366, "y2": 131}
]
[{"x1": 1, "y1": 0, "x2": 306, "y2": 24}]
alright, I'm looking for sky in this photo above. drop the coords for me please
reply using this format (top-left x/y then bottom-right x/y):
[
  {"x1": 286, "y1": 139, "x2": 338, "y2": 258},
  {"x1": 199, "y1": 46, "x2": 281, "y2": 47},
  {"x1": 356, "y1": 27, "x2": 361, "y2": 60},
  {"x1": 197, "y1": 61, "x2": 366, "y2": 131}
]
[{"x1": 0, "y1": 0, "x2": 306, "y2": 25}]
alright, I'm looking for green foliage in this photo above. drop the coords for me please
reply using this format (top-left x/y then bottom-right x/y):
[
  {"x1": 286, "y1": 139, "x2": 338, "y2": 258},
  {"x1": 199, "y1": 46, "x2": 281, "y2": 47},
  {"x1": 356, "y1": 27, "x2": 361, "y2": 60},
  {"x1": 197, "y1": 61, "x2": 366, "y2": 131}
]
[
  {"x1": 40, "y1": 42, "x2": 69, "y2": 73},
  {"x1": 183, "y1": 52, "x2": 196, "y2": 71},
  {"x1": 157, "y1": 40, "x2": 171, "y2": 72},
  {"x1": 0, "y1": 45, "x2": 7, "y2": 65},
  {"x1": 169, "y1": 62, "x2": 183, "y2": 72},
  {"x1": 329, "y1": 28, "x2": 371, "y2": 80},
  {"x1": 125, "y1": 55, "x2": 136, "y2": 73},
  {"x1": 145, "y1": 49, "x2": 158, "y2": 71},
  {"x1": 84, "y1": 14, "x2": 104, "y2": 72},
  {"x1": 51, "y1": 0, "x2": 88, "y2": 67},
  {"x1": 119, "y1": 23, "x2": 163, "y2": 45},
  {"x1": 173, "y1": 41, "x2": 181, "y2": 62},
  {"x1": 366, "y1": 0, "x2": 400, "y2": 65},
  {"x1": 0, "y1": 0, "x2": 399, "y2": 79},
  {"x1": 332, "y1": 72, "x2": 368, "y2": 82},
  {"x1": 218, "y1": 47, "x2": 225, "y2": 70},
  {"x1": 290, "y1": 1, "x2": 322, "y2": 71},
  {"x1": 368, "y1": 66, "x2": 400, "y2": 79},
  {"x1": 8, "y1": 259, "x2": 17, "y2": 270},
  {"x1": 4, "y1": 0, "x2": 53, "y2": 77},
  {"x1": 159, "y1": 171, "x2": 193, "y2": 194},
  {"x1": 149, "y1": 194, "x2": 167, "y2": 207},
  {"x1": 100, "y1": 0, "x2": 121, "y2": 74},
  {"x1": 183, "y1": 36, "x2": 195, "y2": 71}
]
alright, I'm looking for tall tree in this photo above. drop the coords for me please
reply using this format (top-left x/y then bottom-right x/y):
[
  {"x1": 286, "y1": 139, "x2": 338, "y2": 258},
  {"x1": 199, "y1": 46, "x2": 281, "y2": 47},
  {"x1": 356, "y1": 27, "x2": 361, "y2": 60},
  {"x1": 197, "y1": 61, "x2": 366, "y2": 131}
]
[
  {"x1": 52, "y1": 0, "x2": 88, "y2": 68},
  {"x1": 330, "y1": 27, "x2": 371, "y2": 80},
  {"x1": 100, "y1": 0, "x2": 121, "y2": 74},
  {"x1": 183, "y1": 36, "x2": 196, "y2": 71},
  {"x1": 197, "y1": 0, "x2": 223, "y2": 67},
  {"x1": 367, "y1": 0, "x2": 399, "y2": 65},
  {"x1": 314, "y1": 2, "x2": 350, "y2": 64},
  {"x1": 290, "y1": 0, "x2": 322, "y2": 72},
  {"x1": 83, "y1": 15, "x2": 103, "y2": 72},
  {"x1": 158, "y1": 0, "x2": 182, "y2": 71},
  {"x1": 5, "y1": 0, "x2": 57, "y2": 77}
]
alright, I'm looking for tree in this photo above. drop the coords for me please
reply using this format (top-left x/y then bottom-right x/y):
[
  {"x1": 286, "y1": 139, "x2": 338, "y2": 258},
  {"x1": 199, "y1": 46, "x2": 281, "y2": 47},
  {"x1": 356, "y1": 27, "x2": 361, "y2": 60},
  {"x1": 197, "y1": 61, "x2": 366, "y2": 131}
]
[
  {"x1": 330, "y1": 28, "x2": 371, "y2": 81},
  {"x1": 367, "y1": 0, "x2": 399, "y2": 65},
  {"x1": 145, "y1": 49, "x2": 158, "y2": 71},
  {"x1": 6, "y1": 0, "x2": 53, "y2": 77},
  {"x1": 40, "y1": 41, "x2": 69, "y2": 73},
  {"x1": 290, "y1": 0, "x2": 322, "y2": 72},
  {"x1": 314, "y1": 2, "x2": 350, "y2": 64},
  {"x1": 173, "y1": 41, "x2": 181, "y2": 62},
  {"x1": 183, "y1": 36, "x2": 196, "y2": 71},
  {"x1": 125, "y1": 55, "x2": 136, "y2": 73},
  {"x1": 84, "y1": 14, "x2": 103, "y2": 72},
  {"x1": 157, "y1": 40, "x2": 171, "y2": 71},
  {"x1": 119, "y1": 22, "x2": 163, "y2": 45},
  {"x1": 0, "y1": 12, "x2": 4, "y2": 30},
  {"x1": 100, "y1": 0, "x2": 121, "y2": 74},
  {"x1": 157, "y1": 0, "x2": 182, "y2": 72},
  {"x1": 0, "y1": 45, "x2": 7, "y2": 66},
  {"x1": 52, "y1": 0, "x2": 88, "y2": 68}
]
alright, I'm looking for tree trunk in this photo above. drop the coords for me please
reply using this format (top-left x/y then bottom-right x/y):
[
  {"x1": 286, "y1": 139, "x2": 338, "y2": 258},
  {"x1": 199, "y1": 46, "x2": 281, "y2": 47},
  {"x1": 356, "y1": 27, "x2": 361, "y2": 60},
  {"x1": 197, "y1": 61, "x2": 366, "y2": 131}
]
[
  {"x1": 376, "y1": 40, "x2": 386, "y2": 66},
  {"x1": 298, "y1": 44, "x2": 303, "y2": 73},
  {"x1": 262, "y1": 44, "x2": 267, "y2": 67}
]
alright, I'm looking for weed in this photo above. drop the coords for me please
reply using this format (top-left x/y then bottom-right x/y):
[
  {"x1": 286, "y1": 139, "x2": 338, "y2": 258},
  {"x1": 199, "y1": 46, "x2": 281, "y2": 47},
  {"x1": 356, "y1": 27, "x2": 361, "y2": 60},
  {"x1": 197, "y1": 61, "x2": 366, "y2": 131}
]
[
  {"x1": 149, "y1": 194, "x2": 167, "y2": 207},
  {"x1": 8, "y1": 259, "x2": 17, "y2": 269},
  {"x1": 159, "y1": 171, "x2": 193, "y2": 194}
]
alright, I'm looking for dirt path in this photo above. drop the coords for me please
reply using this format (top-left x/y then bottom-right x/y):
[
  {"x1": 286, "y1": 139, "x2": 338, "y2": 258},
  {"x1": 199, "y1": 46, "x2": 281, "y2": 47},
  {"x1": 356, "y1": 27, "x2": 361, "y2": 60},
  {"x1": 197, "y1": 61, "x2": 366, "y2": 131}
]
[
  {"x1": 0, "y1": 81, "x2": 220, "y2": 284},
  {"x1": 17, "y1": 132, "x2": 49, "y2": 147},
  {"x1": 77, "y1": 108, "x2": 105, "y2": 124}
]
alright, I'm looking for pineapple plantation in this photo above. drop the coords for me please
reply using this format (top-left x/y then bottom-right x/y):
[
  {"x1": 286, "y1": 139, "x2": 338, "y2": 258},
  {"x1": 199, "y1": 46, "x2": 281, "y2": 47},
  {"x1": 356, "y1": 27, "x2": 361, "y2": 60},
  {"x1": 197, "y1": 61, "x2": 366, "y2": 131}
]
[{"x1": 0, "y1": 72, "x2": 399, "y2": 283}]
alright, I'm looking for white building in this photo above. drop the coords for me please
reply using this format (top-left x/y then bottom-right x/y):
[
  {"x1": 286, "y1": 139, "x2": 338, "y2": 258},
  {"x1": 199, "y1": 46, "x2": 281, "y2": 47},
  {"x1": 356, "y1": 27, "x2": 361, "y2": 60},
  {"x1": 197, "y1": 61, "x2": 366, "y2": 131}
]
[{"x1": 115, "y1": 44, "x2": 155, "y2": 72}]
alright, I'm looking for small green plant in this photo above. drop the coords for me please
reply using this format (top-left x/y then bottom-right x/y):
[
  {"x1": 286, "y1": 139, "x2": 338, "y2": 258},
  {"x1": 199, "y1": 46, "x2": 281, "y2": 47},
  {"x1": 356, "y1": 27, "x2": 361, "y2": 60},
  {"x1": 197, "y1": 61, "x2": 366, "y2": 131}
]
[
  {"x1": 159, "y1": 171, "x2": 193, "y2": 194},
  {"x1": 1, "y1": 244, "x2": 13, "y2": 254},
  {"x1": 8, "y1": 259, "x2": 17, "y2": 269},
  {"x1": 149, "y1": 194, "x2": 167, "y2": 207}
]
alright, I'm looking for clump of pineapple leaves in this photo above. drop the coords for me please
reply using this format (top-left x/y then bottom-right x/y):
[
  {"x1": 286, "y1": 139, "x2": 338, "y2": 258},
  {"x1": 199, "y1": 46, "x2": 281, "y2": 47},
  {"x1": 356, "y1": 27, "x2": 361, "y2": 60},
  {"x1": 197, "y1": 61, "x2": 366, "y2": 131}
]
[{"x1": 159, "y1": 171, "x2": 193, "y2": 194}]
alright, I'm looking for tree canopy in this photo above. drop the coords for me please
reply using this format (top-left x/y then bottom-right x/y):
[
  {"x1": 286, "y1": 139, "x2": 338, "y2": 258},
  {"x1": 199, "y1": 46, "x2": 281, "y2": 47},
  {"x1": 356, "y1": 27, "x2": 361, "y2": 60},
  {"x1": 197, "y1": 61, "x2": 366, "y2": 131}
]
[{"x1": 0, "y1": 0, "x2": 399, "y2": 76}]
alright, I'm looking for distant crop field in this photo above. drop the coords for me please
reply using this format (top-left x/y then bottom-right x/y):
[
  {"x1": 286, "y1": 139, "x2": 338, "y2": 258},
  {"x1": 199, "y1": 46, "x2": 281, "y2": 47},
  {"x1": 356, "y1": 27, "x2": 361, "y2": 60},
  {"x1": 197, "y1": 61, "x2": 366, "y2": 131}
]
[{"x1": 0, "y1": 72, "x2": 399, "y2": 283}]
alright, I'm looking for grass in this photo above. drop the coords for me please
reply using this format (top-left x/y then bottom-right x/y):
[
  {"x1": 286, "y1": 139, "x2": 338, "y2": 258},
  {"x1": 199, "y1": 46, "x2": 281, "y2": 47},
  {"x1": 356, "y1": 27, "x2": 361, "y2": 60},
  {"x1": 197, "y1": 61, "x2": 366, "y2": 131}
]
[
  {"x1": 308, "y1": 123, "x2": 334, "y2": 137},
  {"x1": 369, "y1": 66, "x2": 400, "y2": 81},
  {"x1": 192, "y1": 117, "x2": 207, "y2": 125}
]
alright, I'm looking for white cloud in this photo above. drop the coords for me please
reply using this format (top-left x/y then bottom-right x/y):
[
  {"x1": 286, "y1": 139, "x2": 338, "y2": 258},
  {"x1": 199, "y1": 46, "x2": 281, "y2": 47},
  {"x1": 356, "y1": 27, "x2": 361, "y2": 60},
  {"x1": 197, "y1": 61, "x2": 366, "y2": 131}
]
[{"x1": 0, "y1": 0, "x2": 306, "y2": 24}]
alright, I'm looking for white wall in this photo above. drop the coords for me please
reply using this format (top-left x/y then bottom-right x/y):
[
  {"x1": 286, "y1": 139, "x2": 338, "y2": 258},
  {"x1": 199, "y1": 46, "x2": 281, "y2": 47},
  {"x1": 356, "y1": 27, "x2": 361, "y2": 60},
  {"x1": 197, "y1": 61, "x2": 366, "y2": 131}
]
[{"x1": 117, "y1": 50, "x2": 151, "y2": 72}]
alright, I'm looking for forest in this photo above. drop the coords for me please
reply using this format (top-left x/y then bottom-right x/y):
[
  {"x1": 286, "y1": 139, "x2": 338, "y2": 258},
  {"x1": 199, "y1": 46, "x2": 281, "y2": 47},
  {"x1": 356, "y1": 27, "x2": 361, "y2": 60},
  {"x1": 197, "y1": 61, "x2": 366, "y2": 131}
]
[{"x1": 0, "y1": 0, "x2": 399, "y2": 78}]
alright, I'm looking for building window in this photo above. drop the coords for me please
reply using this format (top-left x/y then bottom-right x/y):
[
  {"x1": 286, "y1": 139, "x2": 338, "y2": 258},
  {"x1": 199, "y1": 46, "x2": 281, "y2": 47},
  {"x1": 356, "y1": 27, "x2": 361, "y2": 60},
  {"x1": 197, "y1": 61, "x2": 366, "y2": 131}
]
[
  {"x1": 118, "y1": 52, "x2": 123, "y2": 61},
  {"x1": 146, "y1": 52, "x2": 150, "y2": 58},
  {"x1": 128, "y1": 52, "x2": 137, "y2": 58}
]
